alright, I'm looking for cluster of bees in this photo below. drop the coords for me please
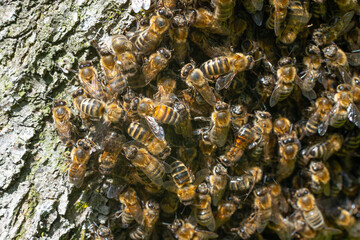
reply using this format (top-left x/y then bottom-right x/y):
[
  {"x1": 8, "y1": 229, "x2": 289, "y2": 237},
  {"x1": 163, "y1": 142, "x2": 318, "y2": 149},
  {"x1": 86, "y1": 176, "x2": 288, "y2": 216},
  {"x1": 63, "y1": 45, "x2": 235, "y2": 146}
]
[{"x1": 52, "y1": 0, "x2": 360, "y2": 238}]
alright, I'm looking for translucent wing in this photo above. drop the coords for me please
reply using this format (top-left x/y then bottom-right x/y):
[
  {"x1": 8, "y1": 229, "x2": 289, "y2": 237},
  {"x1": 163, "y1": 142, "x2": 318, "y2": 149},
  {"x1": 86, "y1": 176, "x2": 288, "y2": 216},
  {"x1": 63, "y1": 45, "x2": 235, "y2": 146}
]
[
  {"x1": 194, "y1": 168, "x2": 211, "y2": 185},
  {"x1": 347, "y1": 103, "x2": 360, "y2": 127},
  {"x1": 215, "y1": 71, "x2": 236, "y2": 91},
  {"x1": 142, "y1": 0, "x2": 151, "y2": 10},
  {"x1": 252, "y1": 11, "x2": 264, "y2": 26},
  {"x1": 318, "y1": 108, "x2": 333, "y2": 136},
  {"x1": 274, "y1": 1, "x2": 281, "y2": 37},
  {"x1": 145, "y1": 115, "x2": 165, "y2": 141},
  {"x1": 131, "y1": 0, "x2": 149, "y2": 13},
  {"x1": 294, "y1": 75, "x2": 316, "y2": 100},
  {"x1": 196, "y1": 83, "x2": 217, "y2": 106},
  {"x1": 269, "y1": 82, "x2": 282, "y2": 107},
  {"x1": 347, "y1": 52, "x2": 360, "y2": 67}
]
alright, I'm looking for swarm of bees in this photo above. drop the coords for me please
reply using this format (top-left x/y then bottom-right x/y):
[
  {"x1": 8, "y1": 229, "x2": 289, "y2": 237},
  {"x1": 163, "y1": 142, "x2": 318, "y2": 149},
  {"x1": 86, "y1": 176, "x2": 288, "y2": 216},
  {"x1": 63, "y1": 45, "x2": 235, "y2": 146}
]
[{"x1": 53, "y1": 0, "x2": 360, "y2": 238}]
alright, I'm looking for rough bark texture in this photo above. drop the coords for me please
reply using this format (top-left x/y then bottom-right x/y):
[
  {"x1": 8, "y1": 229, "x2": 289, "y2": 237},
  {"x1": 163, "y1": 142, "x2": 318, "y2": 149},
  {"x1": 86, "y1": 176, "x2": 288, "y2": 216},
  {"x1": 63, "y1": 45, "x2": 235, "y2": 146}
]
[{"x1": 0, "y1": 1, "x2": 134, "y2": 239}]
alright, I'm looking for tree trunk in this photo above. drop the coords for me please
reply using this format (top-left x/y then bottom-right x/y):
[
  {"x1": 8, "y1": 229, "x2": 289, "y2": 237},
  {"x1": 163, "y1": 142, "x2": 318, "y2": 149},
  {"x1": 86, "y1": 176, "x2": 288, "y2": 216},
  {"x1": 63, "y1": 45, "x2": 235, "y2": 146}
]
[{"x1": 0, "y1": 0, "x2": 134, "y2": 239}]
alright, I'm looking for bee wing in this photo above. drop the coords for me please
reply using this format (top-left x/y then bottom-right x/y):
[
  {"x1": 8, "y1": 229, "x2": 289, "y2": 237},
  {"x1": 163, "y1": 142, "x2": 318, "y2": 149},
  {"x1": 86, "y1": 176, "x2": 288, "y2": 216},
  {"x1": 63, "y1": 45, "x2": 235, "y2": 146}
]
[
  {"x1": 318, "y1": 110, "x2": 332, "y2": 136},
  {"x1": 269, "y1": 82, "x2": 282, "y2": 107},
  {"x1": 294, "y1": 75, "x2": 316, "y2": 100},
  {"x1": 337, "y1": 65, "x2": 352, "y2": 84},
  {"x1": 346, "y1": 52, "x2": 360, "y2": 67},
  {"x1": 144, "y1": 116, "x2": 165, "y2": 141},
  {"x1": 142, "y1": 0, "x2": 152, "y2": 10},
  {"x1": 194, "y1": 230, "x2": 219, "y2": 239},
  {"x1": 194, "y1": 168, "x2": 211, "y2": 185},
  {"x1": 205, "y1": 215, "x2": 216, "y2": 232},
  {"x1": 252, "y1": 11, "x2": 264, "y2": 26},
  {"x1": 196, "y1": 84, "x2": 217, "y2": 106},
  {"x1": 215, "y1": 71, "x2": 236, "y2": 91},
  {"x1": 274, "y1": 1, "x2": 281, "y2": 37},
  {"x1": 163, "y1": 180, "x2": 177, "y2": 192},
  {"x1": 347, "y1": 103, "x2": 360, "y2": 127},
  {"x1": 131, "y1": 0, "x2": 145, "y2": 13}
]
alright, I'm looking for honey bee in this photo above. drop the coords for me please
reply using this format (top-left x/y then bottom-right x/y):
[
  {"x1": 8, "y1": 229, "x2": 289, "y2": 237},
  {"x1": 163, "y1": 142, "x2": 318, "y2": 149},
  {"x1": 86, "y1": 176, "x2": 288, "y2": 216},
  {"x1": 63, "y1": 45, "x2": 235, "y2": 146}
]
[
  {"x1": 303, "y1": 133, "x2": 343, "y2": 162},
  {"x1": 77, "y1": 61, "x2": 107, "y2": 100},
  {"x1": 293, "y1": 210, "x2": 317, "y2": 239},
  {"x1": 333, "y1": 207, "x2": 355, "y2": 230},
  {"x1": 141, "y1": 47, "x2": 172, "y2": 86},
  {"x1": 219, "y1": 124, "x2": 253, "y2": 167},
  {"x1": 198, "y1": 129, "x2": 217, "y2": 167},
  {"x1": 181, "y1": 63, "x2": 217, "y2": 106},
  {"x1": 200, "y1": 53, "x2": 254, "y2": 91},
  {"x1": 230, "y1": 104, "x2": 248, "y2": 131},
  {"x1": 267, "y1": 213, "x2": 295, "y2": 240},
  {"x1": 120, "y1": 187, "x2": 143, "y2": 225},
  {"x1": 255, "y1": 74, "x2": 276, "y2": 103},
  {"x1": 323, "y1": 44, "x2": 351, "y2": 83},
  {"x1": 251, "y1": 187, "x2": 272, "y2": 234},
  {"x1": 123, "y1": 145, "x2": 170, "y2": 186},
  {"x1": 266, "y1": 0, "x2": 289, "y2": 36},
  {"x1": 308, "y1": 161, "x2": 330, "y2": 195},
  {"x1": 155, "y1": 70, "x2": 177, "y2": 103},
  {"x1": 98, "y1": 131, "x2": 126, "y2": 175},
  {"x1": 68, "y1": 139, "x2": 94, "y2": 187},
  {"x1": 168, "y1": 218, "x2": 218, "y2": 240},
  {"x1": 52, "y1": 100, "x2": 77, "y2": 147},
  {"x1": 337, "y1": 127, "x2": 360, "y2": 158},
  {"x1": 127, "y1": 122, "x2": 171, "y2": 159},
  {"x1": 94, "y1": 224, "x2": 114, "y2": 240},
  {"x1": 351, "y1": 73, "x2": 360, "y2": 103},
  {"x1": 169, "y1": 14, "x2": 189, "y2": 65},
  {"x1": 277, "y1": 131, "x2": 301, "y2": 180},
  {"x1": 207, "y1": 163, "x2": 228, "y2": 207},
  {"x1": 312, "y1": 11, "x2": 355, "y2": 46},
  {"x1": 165, "y1": 159, "x2": 208, "y2": 205},
  {"x1": 270, "y1": 57, "x2": 299, "y2": 107},
  {"x1": 229, "y1": 166, "x2": 263, "y2": 193},
  {"x1": 214, "y1": 199, "x2": 237, "y2": 230},
  {"x1": 311, "y1": 0, "x2": 326, "y2": 20},
  {"x1": 327, "y1": 84, "x2": 360, "y2": 129},
  {"x1": 111, "y1": 35, "x2": 138, "y2": 78},
  {"x1": 130, "y1": 200, "x2": 160, "y2": 240},
  {"x1": 212, "y1": 0, "x2": 235, "y2": 22},
  {"x1": 209, "y1": 101, "x2": 231, "y2": 147},
  {"x1": 231, "y1": 212, "x2": 257, "y2": 239},
  {"x1": 91, "y1": 40, "x2": 127, "y2": 99},
  {"x1": 298, "y1": 44, "x2": 322, "y2": 100},
  {"x1": 160, "y1": 191, "x2": 179, "y2": 218},
  {"x1": 327, "y1": 160, "x2": 343, "y2": 197},
  {"x1": 174, "y1": 101, "x2": 193, "y2": 138},
  {"x1": 295, "y1": 188, "x2": 325, "y2": 231},
  {"x1": 194, "y1": 182, "x2": 216, "y2": 231},
  {"x1": 306, "y1": 97, "x2": 332, "y2": 136},
  {"x1": 242, "y1": 0, "x2": 264, "y2": 26},
  {"x1": 278, "y1": 0, "x2": 311, "y2": 45},
  {"x1": 273, "y1": 116, "x2": 291, "y2": 136},
  {"x1": 134, "y1": 8, "x2": 173, "y2": 55}
]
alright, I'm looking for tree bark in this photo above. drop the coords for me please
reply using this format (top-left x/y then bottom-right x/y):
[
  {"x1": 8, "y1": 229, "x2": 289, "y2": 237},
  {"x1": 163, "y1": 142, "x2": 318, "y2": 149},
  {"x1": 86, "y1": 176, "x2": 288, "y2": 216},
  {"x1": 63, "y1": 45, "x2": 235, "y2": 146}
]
[{"x1": 0, "y1": 0, "x2": 134, "y2": 239}]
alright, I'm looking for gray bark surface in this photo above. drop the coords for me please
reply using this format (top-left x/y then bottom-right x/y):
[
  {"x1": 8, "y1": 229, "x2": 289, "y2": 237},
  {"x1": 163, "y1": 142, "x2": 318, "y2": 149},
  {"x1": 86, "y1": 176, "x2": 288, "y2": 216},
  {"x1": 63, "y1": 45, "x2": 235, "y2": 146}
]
[{"x1": 0, "y1": 0, "x2": 134, "y2": 239}]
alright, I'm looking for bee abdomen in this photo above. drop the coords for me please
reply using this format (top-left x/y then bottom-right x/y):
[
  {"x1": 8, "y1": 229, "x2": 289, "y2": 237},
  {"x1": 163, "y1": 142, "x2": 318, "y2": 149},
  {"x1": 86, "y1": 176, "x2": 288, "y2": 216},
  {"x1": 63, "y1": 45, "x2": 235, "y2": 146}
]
[
  {"x1": 128, "y1": 122, "x2": 153, "y2": 144},
  {"x1": 303, "y1": 208, "x2": 325, "y2": 230},
  {"x1": 201, "y1": 57, "x2": 231, "y2": 76},
  {"x1": 278, "y1": 85, "x2": 294, "y2": 102},
  {"x1": 79, "y1": 98, "x2": 105, "y2": 118},
  {"x1": 171, "y1": 161, "x2": 191, "y2": 186},
  {"x1": 154, "y1": 105, "x2": 181, "y2": 125},
  {"x1": 305, "y1": 117, "x2": 320, "y2": 135}
]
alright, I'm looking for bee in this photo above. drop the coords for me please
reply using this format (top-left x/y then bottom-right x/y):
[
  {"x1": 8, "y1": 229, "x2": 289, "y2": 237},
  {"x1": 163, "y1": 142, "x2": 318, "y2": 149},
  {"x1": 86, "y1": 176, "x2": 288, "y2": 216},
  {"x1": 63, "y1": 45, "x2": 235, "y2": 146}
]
[
  {"x1": 230, "y1": 104, "x2": 248, "y2": 131},
  {"x1": 111, "y1": 35, "x2": 138, "y2": 78},
  {"x1": 165, "y1": 159, "x2": 208, "y2": 205},
  {"x1": 278, "y1": 0, "x2": 311, "y2": 45},
  {"x1": 266, "y1": 180, "x2": 289, "y2": 214},
  {"x1": 127, "y1": 122, "x2": 171, "y2": 159},
  {"x1": 303, "y1": 133, "x2": 343, "y2": 162},
  {"x1": 198, "y1": 129, "x2": 217, "y2": 167},
  {"x1": 134, "y1": 8, "x2": 173, "y2": 55},
  {"x1": 174, "y1": 101, "x2": 193, "y2": 138},
  {"x1": 207, "y1": 163, "x2": 228, "y2": 207},
  {"x1": 295, "y1": 188, "x2": 325, "y2": 230},
  {"x1": 333, "y1": 207, "x2": 355, "y2": 230},
  {"x1": 94, "y1": 224, "x2": 114, "y2": 240},
  {"x1": 209, "y1": 101, "x2": 231, "y2": 147},
  {"x1": 200, "y1": 53, "x2": 255, "y2": 91},
  {"x1": 52, "y1": 100, "x2": 77, "y2": 147},
  {"x1": 91, "y1": 40, "x2": 127, "y2": 99},
  {"x1": 310, "y1": 0, "x2": 326, "y2": 20},
  {"x1": 277, "y1": 131, "x2": 301, "y2": 180},
  {"x1": 168, "y1": 218, "x2": 218, "y2": 240},
  {"x1": 68, "y1": 139, "x2": 94, "y2": 187},
  {"x1": 351, "y1": 73, "x2": 360, "y2": 103},
  {"x1": 231, "y1": 212, "x2": 257, "y2": 239},
  {"x1": 77, "y1": 61, "x2": 107, "y2": 100},
  {"x1": 327, "y1": 160, "x2": 343, "y2": 197},
  {"x1": 273, "y1": 116, "x2": 291, "y2": 136},
  {"x1": 253, "y1": 187, "x2": 272, "y2": 233},
  {"x1": 141, "y1": 47, "x2": 172, "y2": 86},
  {"x1": 323, "y1": 44, "x2": 351, "y2": 83},
  {"x1": 181, "y1": 63, "x2": 217, "y2": 106},
  {"x1": 266, "y1": 0, "x2": 289, "y2": 36},
  {"x1": 229, "y1": 166, "x2": 263, "y2": 193},
  {"x1": 160, "y1": 191, "x2": 179, "y2": 218},
  {"x1": 327, "y1": 84, "x2": 360, "y2": 129},
  {"x1": 270, "y1": 57, "x2": 299, "y2": 107},
  {"x1": 308, "y1": 161, "x2": 330, "y2": 195},
  {"x1": 337, "y1": 128, "x2": 360, "y2": 158},
  {"x1": 130, "y1": 200, "x2": 160, "y2": 240},
  {"x1": 267, "y1": 214, "x2": 295, "y2": 240},
  {"x1": 251, "y1": 111, "x2": 273, "y2": 163},
  {"x1": 212, "y1": 0, "x2": 235, "y2": 22},
  {"x1": 306, "y1": 97, "x2": 333, "y2": 136},
  {"x1": 255, "y1": 74, "x2": 276, "y2": 103},
  {"x1": 98, "y1": 131, "x2": 126, "y2": 175},
  {"x1": 293, "y1": 210, "x2": 317, "y2": 239},
  {"x1": 72, "y1": 88, "x2": 124, "y2": 124},
  {"x1": 119, "y1": 187, "x2": 143, "y2": 225},
  {"x1": 194, "y1": 183, "x2": 216, "y2": 231},
  {"x1": 123, "y1": 145, "x2": 170, "y2": 186},
  {"x1": 169, "y1": 14, "x2": 189, "y2": 65},
  {"x1": 242, "y1": 0, "x2": 264, "y2": 26},
  {"x1": 219, "y1": 124, "x2": 253, "y2": 167},
  {"x1": 298, "y1": 44, "x2": 322, "y2": 100},
  {"x1": 312, "y1": 11, "x2": 355, "y2": 46},
  {"x1": 155, "y1": 70, "x2": 177, "y2": 103},
  {"x1": 214, "y1": 199, "x2": 237, "y2": 230}
]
